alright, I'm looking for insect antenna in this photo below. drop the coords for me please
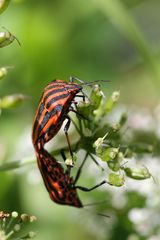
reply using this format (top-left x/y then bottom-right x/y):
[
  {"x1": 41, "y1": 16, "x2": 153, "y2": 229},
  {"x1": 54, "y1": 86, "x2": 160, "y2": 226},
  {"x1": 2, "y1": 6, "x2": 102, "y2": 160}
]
[
  {"x1": 69, "y1": 76, "x2": 110, "y2": 86},
  {"x1": 69, "y1": 76, "x2": 85, "y2": 83},
  {"x1": 83, "y1": 200, "x2": 108, "y2": 207},
  {"x1": 84, "y1": 210, "x2": 110, "y2": 218},
  {"x1": 80, "y1": 80, "x2": 110, "y2": 86},
  {"x1": 82, "y1": 201, "x2": 110, "y2": 218}
]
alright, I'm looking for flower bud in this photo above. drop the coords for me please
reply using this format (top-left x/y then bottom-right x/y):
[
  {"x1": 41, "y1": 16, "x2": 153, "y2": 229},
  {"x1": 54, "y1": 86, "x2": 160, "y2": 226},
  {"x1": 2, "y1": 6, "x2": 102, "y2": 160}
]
[
  {"x1": 108, "y1": 172, "x2": 125, "y2": 187},
  {"x1": 112, "y1": 123, "x2": 121, "y2": 131},
  {"x1": 65, "y1": 153, "x2": 77, "y2": 167},
  {"x1": 104, "y1": 149, "x2": 123, "y2": 171},
  {"x1": 93, "y1": 133, "x2": 108, "y2": 155},
  {"x1": 65, "y1": 158, "x2": 74, "y2": 167},
  {"x1": 0, "y1": 0, "x2": 11, "y2": 14},
  {"x1": 28, "y1": 231, "x2": 37, "y2": 238},
  {"x1": 29, "y1": 215, "x2": 37, "y2": 222},
  {"x1": 124, "y1": 166, "x2": 151, "y2": 180},
  {"x1": 94, "y1": 91, "x2": 120, "y2": 120},
  {"x1": 0, "y1": 67, "x2": 7, "y2": 80},
  {"x1": 101, "y1": 147, "x2": 119, "y2": 162},
  {"x1": 107, "y1": 160, "x2": 120, "y2": 172},
  {"x1": 93, "y1": 138, "x2": 104, "y2": 154},
  {"x1": 21, "y1": 231, "x2": 37, "y2": 239},
  {"x1": 20, "y1": 214, "x2": 30, "y2": 223},
  {"x1": 11, "y1": 211, "x2": 18, "y2": 218},
  {"x1": 90, "y1": 84, "x2": 104, "y2": 109},
  {"x1": 0, "y1": 94, "x2": 28, "y2": 109},
  {"x1": 14, "y1": 224, "x2": 21, "y2": 232},
  {"x1": 0, "y1": 28, "x2": 20, "y2": 48},
  {"x1": 104, "y1": 91, "x2": 120, "y2": 112},
  {"x1": 111, "y1": 91, "x2": 120, "y2": 102}
]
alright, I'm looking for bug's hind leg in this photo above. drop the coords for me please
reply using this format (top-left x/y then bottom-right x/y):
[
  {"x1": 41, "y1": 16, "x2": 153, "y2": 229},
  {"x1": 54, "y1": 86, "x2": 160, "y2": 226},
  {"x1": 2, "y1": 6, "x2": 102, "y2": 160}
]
[
  {"x1": 74, "y1": 153, "x2": 104, "y2": 185},
  {"x1": 74, "y1": 153, "x2": 106, "y2": 191},
  {"x1": 75, "y1": 180, "x2": 106, "y2": 192},
  {"x1": 74, "y1": 153, "x2": 88, "y2": 184},
  {"x1": 64, "y1": 116, "x2": 73, "y2": 160},
  {"x1": 63, "y1": 116, "x2": 77, "y2": 174},
  {"x1": 60, "y1": 149, "x2": 66, "y2": 162}
]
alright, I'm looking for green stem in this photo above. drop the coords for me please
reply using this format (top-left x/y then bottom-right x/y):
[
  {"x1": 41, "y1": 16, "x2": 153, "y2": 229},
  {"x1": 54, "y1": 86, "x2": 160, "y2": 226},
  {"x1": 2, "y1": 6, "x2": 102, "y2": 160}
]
[
  {"x1": 0, "y1": 144, "x2": 80, "y2": 172},
  {"x1": 5, "y1": 218, "x2": 14, "y2": 233},
  {"x1": 5, "y1": 230, "x2": 14, "y2": 240},
  {"x1": 0, "y1": 157, "x2": 35, "y2": 172}
]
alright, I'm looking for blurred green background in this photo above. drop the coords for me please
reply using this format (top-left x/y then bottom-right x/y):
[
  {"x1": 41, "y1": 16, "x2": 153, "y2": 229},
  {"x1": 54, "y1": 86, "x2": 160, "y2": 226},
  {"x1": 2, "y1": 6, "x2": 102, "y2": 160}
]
[{"x1": 0, "y1": 0, "x2": 160, "y2": 239}]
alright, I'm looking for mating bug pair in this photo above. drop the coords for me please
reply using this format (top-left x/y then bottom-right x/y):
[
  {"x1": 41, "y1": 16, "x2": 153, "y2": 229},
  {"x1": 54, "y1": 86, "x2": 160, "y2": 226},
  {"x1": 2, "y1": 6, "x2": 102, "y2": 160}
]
[{"x1": 32, "y1": 77, "x2": 107, "y2": 208}]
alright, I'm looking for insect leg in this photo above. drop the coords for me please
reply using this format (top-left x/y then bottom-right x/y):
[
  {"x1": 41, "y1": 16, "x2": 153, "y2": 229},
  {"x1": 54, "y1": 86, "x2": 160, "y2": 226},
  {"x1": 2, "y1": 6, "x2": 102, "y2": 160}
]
[
  {"x1": 75, "y1": 180, "x2": 106, "y2": 192},
  {"x1": 74, "y1": 153, "x2": 106, "y2": 190},
  {"x1": 69, "y1": 106, "x2": 88, "y2": 120},
  {"x1": 75, "y1": 95, "x2": 85, "y2": 98},
  {"x1": 89, "y1": 153, "x2": 105, "y2": 171},
  {"x1": 60, "y1": 149, "x2": 72, "y2": 175},
  {"x1": 74, "y1": 153, "x2": 88, "y2": 184},
  {"x1": 64, "y1": 116, "x2": 74, "y2": 164},
  {"x1": 60, "y1": 149, "x2": 66, "y2": 161}
]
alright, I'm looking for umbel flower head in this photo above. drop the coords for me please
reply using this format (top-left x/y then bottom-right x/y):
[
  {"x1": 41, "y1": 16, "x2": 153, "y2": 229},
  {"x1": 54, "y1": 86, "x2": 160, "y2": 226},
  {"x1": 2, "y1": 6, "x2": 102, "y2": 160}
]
[{"x1": 0, "y1": 211, "x2": 37, "y2": 240}]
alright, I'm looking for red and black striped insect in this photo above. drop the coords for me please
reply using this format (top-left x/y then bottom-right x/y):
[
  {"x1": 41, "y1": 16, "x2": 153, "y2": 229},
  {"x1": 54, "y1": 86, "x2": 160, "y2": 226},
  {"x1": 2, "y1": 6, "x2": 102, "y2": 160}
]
[
  {"x1": 32, "y1": 79, "x2": 83, "y2": 163},
  {"x1": 32, "y1": 78, "x2": 107, "y2": 208},
  {"x1": 35, "y1": 146, "x2": 106, "y2": 208}
]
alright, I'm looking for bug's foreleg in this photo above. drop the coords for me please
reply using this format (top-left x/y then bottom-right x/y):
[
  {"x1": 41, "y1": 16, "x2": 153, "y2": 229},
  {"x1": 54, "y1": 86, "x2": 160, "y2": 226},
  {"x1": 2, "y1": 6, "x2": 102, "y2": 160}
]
[{"x1": 69, "y1": 106, "x2": 88, "y2": 120}]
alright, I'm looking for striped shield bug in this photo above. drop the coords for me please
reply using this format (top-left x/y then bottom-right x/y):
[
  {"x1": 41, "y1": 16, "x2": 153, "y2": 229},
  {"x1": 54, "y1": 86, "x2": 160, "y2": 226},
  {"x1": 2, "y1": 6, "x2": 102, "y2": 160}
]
[
  {"x1": 32, "y1": 79, "x2": 84, "y2": 165},
  {"x1": 32, "y1": 77, "x2": 108, "y2": 160},
  {"x1": 36, "y1": 147, "x2": 106, "y2": 208},
  {"x1": 32, "y1": 77, "x2": 108, "y2": 208}
]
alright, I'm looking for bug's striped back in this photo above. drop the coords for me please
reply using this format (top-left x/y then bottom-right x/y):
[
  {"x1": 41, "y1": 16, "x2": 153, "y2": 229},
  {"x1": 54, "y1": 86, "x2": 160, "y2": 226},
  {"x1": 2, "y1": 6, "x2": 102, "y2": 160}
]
[
  {"x1": 36, "y1": 146, "x2": 83, "y2": 207},
  {"x1": 32, "y1": 79, "x2": 82, "y2": 148}
]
